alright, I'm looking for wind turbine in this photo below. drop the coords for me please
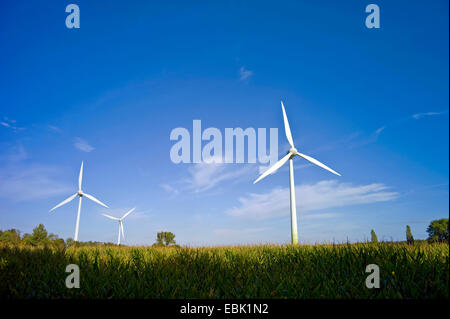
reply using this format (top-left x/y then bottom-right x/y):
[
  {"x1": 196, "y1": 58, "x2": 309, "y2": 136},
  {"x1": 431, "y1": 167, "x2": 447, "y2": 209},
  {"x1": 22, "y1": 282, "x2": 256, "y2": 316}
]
[
  {"x1": 102, "y1": 208, "x2": 135, "y2": 245},
  {"x1": 49, "y1": 161, "x2": 109, "y2": 241},
  {"x1": 254, "y1": 101, "x2": 341, "y2": 244}
]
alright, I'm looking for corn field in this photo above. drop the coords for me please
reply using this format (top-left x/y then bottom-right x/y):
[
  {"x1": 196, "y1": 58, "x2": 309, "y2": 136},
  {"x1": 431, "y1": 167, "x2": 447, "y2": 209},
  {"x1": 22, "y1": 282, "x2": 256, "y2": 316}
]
[{"x1": 0, "y1": 242, "x2": 448, "y2": 299}]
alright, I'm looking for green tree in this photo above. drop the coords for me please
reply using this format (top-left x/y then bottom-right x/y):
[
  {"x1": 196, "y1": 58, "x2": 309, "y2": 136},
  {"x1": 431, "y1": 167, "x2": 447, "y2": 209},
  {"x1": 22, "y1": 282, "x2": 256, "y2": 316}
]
[
  {"x1": 22, "y1": 224, "x2": 61, "y2": 247},
  {"x1": 156, "y1": 232, "x2": 164, "y2": 246},
  {"x1": 163, "y1": 232, "x2": 176, "y2": 246},
  {"x1": 370, "y1": 229, "x2": 378, "y2": 243},
  {"x1": 0, "y1": 229, "x2": 21, "y2": 244},
  {"x1": 155, "y1": 231, "x2": 176, "y2": 246},
  {"x1": 406, "y1": 225, "x2": 414, "y2": 245},
  {"x1": 426, "y1": 218, "x2": 449, "y2": 243},
  {"x1": 22, "y1": 224, "x2": 48, "y2": 246}
]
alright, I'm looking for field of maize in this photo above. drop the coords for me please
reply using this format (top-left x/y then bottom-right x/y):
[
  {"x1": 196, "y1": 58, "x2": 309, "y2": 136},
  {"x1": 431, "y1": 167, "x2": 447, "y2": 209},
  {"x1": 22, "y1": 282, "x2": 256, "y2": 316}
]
[{"x1": 0, "y1": 242, "x2": 448, "y2": 299}]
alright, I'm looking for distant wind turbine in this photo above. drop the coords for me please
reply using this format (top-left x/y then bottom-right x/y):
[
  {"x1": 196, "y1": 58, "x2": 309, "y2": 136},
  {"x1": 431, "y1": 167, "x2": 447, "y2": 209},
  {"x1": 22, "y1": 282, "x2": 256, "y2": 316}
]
[
  {"x1": 254, "y1": 101, "x2": 341, "y2": 244},
  {"x1": 102, "y1": 208, "x2": 135, "y2": 245},
  {"x1": 49, "y1": 161, "x2": 109, "y2": 241}
]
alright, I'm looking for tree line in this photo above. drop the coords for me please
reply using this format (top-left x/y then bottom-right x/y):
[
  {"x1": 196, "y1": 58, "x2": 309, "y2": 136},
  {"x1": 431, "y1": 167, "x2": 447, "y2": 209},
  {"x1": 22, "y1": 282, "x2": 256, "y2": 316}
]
[
  {"x1": 0, "y1": 224, "x2": 178, "y2": 248},
  {"x1": 0, "y1": 224, "x2": 118, "y2": 248},
  {"x1": 370, "y1": 218, "x2": 449, "y2": 244},
  {"x1": 1, "y1": 218, "x2": 447, "y2": 247}
]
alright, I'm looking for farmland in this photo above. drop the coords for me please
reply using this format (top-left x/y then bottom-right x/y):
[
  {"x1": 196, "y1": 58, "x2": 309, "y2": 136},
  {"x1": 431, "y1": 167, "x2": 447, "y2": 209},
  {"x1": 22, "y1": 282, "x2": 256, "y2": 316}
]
[{"x1": 0, "y1": 242, "x2": 448, "y2": 299}]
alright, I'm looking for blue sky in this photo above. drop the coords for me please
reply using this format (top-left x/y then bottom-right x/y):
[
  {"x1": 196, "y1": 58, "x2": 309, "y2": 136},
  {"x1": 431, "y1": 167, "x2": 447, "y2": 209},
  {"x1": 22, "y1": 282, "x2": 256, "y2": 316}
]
[{"x1": 0, "y1": 0, "x2": 448, "y2": 246}]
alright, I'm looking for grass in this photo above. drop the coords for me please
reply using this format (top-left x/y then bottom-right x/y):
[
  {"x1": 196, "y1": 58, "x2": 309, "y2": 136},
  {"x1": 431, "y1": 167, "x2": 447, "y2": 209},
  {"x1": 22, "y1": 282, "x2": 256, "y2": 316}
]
[{"x1": 0, "y1": 242, "x2": 448, "y2": 299}]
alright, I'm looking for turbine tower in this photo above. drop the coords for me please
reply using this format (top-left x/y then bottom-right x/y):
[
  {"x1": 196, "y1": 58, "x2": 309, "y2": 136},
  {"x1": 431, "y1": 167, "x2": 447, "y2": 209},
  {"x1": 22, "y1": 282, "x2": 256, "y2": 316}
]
[
  {"x1": 102, "y1": 208, "x2": 135, "y2": 245},
  {"x1": 50, "y1": 161, "x2": 109, "y2": 241},
  {"x1": 254, "y1": 101, "x2": 341, "y2": 244}
]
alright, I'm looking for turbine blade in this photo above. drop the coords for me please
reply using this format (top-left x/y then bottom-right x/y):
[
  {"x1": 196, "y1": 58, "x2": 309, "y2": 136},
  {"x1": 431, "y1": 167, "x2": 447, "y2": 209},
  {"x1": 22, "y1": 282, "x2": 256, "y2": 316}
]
[
  {"x1": 121, "y1": 207, "x2": 135, "y2": 220},
  {"x1": 49, "y1": 193, "x2": 78, "y2": 212},
  {"x1": 83, "y1": 193, "x2": 109, "y2": 208},
  {"x1": 281, "y1": 101, "x2": 295, "y2": 149},
  {"x1": 254, "y1": 152, "x2": 292, "y2": 184},
  {"x1": 78, "y1": 161, "x2": 84, "y2": 191},
  {"x1": 120, "y1": 221, "x2": 125, "y2": 239},
  {"x1": 297, "y1": 152, "x2": 341, "y2": 176},
  {"x1": 102, "y1": 213, "x2": 120, "y2": 221}
]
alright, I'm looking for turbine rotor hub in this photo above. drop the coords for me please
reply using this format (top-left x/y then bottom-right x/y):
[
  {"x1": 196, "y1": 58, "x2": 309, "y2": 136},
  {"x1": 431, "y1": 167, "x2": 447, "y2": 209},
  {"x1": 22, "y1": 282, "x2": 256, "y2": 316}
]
[
  {"x1": 289, "y1": 148, "x2": 298, "y2": 154},
  {"x1": 78, "y1": 191, "x2": 83, "y2": 196}
]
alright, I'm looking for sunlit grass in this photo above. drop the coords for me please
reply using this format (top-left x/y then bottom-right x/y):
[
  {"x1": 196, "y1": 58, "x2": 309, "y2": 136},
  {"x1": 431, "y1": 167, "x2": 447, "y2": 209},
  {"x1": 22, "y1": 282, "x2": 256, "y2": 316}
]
[{"x1": 0, "y1": 242, "x2": 448, "y2": 298}]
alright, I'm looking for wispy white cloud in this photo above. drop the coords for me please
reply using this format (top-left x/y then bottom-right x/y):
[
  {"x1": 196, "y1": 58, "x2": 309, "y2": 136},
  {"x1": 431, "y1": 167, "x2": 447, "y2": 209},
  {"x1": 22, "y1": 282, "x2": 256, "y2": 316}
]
[
  {"x1": 47, "y1": 125, "x2": 62, "y2": 133},
  {"x1": 348, "y1": 129, "x2": 382, "y2": 149},
  {"x1": 163, "y1": 157, "x2": 255, "y2": 195},
  {"x1": 412, "y1": 111, "x2": 447, "y2": 120},
  {"x1": 0, "y1": 117, "x2": 25, "y2": 132},
  {"x1": 74, "y1": 137, "x2": 94, "y2": 152},
  {"x1": 375, "y1": 126, "x2": 385, "y2": 135},
  {"x1": 306, "y1": 132, "x2": 361, "y2": 154},
  {"x1": 327, "y1": 109, "x2": 447, "y2": 150},
  {"x1": 239, "y1": 66, "x2": 253, "y2": 81},
  {"x1": 347, "y1": 125, "x2": 384, "y2": 148},
  {"x1": 368, "y1": 110, "x2": 448, "y2": 140},
  {"x1": 0, "y1": 144, "x2": 28, "y2": 162},
  {"x1": 0, "y1": 164, "x2": 72, "y2": 202},
  {"x1": 185, "y1": 160, "x2": 254, "y2": 193},
  {"x1": 160, "y1": 183, "x2": 179, "y2": 195},
  {"x1": 226, "y1": 180, "x2": 398, "y2": 220}
]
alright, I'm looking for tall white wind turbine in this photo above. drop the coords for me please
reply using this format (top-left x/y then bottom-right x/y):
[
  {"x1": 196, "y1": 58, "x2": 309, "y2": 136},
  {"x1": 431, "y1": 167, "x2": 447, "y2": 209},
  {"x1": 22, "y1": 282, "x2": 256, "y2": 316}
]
[
  {"x1": 102, "y1": 208, "x2": 135, "y2": 245},
  {"x1": 49, "y1": 161, "x2": 109, "y2": 241},
  {"x1": 254, "y1": 101, "x2": 341, "y2": 244}
]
